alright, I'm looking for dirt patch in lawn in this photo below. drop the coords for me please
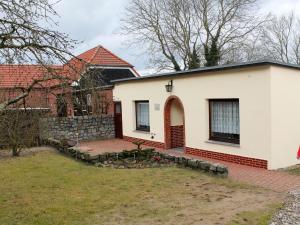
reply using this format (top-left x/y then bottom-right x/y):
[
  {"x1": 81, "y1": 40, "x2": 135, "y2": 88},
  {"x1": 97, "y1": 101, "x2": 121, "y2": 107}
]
[
  {"x1": 0, "y1": 150, "x2": 284, "y2": 225},
  {"x1": 95, "y1": 178, "x2": 284, "y2": 225}
]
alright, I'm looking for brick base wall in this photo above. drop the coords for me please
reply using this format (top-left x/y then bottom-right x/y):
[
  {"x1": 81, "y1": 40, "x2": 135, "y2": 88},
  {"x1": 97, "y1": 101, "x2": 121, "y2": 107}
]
[
  {"x1": 123, "y1": 136, "x2": 165, "y2": 149},
  {"x1": 185, "y1": 147, "x2": 268, "y2": 169},
  {"x1": 170, "y1": 125, "x2": 184, "y2": 148},
  {"x1": 123, "y1": 136, "x2": 268, "y2": 169}
]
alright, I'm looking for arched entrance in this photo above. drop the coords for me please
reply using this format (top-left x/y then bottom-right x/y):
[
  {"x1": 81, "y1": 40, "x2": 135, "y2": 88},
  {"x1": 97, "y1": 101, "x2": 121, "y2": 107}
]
[{"x1": 164, "y1": 96, "x2": 185, "y2": 150}]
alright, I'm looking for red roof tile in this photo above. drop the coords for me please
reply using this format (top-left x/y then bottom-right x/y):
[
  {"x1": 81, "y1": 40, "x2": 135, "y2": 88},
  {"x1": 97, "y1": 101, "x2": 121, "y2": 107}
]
[
  {"x1": 0, "y1": 65, "x2": 64, "y2": 89},
  {"x1": 76, "y1": 45, "x2": 134, "y2": 67},
  {"x1": 0, "y1": 45, "x2": 139, "y2": 89}
]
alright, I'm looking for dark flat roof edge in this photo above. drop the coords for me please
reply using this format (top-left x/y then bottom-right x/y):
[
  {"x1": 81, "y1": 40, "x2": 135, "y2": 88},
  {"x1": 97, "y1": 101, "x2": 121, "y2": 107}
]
[
  {"x1": 88, "y1": 64, "x2": 134, "y2": 68},
  {"x1": 112, "y1": 60, "x2": 300, "y2": 83}
]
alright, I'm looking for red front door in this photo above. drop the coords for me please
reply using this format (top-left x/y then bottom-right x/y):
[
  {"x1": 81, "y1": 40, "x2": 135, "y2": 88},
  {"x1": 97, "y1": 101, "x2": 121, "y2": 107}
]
[{"x1": 114, "y1": 102, "x2": 123, "y2": 138}]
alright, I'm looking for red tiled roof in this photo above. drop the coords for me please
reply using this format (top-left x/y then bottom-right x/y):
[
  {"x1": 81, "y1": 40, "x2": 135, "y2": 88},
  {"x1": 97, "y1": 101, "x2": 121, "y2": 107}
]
[
  {"x1": 76, "y1": 45, "x2": 134, "y2": 67},
  {"x1": 64, "y1": 45, "x2": 139, "y2": 80},
  {"x1": 0, "y1": 45, "x2": 139, "y2": 89},
  {"x1": 0, "y1": 65, "x2": 65, "y2": 89}
]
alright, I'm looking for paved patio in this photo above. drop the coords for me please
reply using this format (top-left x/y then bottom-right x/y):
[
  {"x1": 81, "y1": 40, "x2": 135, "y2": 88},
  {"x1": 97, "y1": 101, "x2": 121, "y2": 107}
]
[
  {"x1": 78, "y1": 139, "x2": 137, "y2": 155},
  {"x1": 78, "y1": 139, "x2": 300, "y2": 193}
]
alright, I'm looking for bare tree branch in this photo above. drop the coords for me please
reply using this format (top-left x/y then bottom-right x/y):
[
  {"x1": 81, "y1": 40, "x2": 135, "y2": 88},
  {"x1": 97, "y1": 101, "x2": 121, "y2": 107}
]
[{"x1": 0, "y1": 0, "x2": 79, "y2": 111}]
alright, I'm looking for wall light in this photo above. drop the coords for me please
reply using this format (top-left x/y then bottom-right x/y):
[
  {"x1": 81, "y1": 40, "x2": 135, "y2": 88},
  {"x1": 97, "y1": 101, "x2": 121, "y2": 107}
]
[{"x1": 165, "y1": 80, "x2": 173, "y2": 92}]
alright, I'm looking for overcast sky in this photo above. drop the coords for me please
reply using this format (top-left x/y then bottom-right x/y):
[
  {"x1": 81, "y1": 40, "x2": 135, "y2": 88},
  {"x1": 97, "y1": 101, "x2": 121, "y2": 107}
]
[{"x1": 54, "y1": 0, "x2": 300, "y2": 75}]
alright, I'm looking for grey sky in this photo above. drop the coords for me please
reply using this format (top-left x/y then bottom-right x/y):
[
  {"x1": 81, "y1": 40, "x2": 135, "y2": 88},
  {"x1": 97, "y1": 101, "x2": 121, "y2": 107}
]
[{"x1": 54, "y1": 0, "x2": 300, "y2": 75}]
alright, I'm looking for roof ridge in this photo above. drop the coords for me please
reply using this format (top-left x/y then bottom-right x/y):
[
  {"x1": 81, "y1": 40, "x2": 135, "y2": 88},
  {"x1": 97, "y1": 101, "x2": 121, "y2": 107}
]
[{"x1": 89, "y1": 45, "x2": 102, "y2": 64}]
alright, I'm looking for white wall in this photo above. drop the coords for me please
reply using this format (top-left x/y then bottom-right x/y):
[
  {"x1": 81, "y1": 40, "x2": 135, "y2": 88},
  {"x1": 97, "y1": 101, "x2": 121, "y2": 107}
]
[
  {"x1": 170, "y1": 101, "x2": 184, "y2": 126},
  {"x1": 270, "y1": 66, "x2": 300, "y2": 169},
  {"x1": 114, "y1": 66, "x2": 273, "y2": 166}
]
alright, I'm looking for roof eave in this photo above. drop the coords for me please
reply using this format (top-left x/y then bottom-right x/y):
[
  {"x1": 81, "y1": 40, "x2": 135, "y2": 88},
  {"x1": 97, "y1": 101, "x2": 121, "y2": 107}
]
[{"x1": 112, "y1": 60, "x2": 300, "y2": 84}]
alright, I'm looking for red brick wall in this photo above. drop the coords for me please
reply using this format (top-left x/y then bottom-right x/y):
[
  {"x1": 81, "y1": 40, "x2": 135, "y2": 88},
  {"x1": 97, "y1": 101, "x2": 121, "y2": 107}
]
[
  {"x1": 47, "y1": 87, "x2": 74, "y2": 117},
  {"x1": 0, "y1": 88, "x2": 48, "y2": 109},
  {"x1": 93, "y1": 89, "x2": 114, "y2": 116},
  {"x1": 170, "y1": 125, "x2": 184, "y2": 148},
  {"x1": 185, "y1": 147, "x2": 268, "y2": 169},
  {"x1": 0, "y1": 87, "x2": 74, "y2": 117}
]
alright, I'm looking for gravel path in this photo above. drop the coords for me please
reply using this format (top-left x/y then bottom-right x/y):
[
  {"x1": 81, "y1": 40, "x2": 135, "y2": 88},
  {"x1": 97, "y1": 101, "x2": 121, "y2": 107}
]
[{"x1": 270, "y1": 189, "x2": 300, "y2": 225}]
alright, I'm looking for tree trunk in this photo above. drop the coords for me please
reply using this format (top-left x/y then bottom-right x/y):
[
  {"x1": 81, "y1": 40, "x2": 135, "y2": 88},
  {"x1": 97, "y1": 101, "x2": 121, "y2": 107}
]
[{"x1": 12, "y1": 148, "x2": 21, "y2": 157}]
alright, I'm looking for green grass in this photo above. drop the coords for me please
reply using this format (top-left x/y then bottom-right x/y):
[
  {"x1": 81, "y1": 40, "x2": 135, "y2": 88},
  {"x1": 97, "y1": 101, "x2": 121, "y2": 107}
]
[
  {"x1": 285, "y1": 166, "x2": 300, "y2": 175},
  {"x1": 0, "y1": 150, "x2": 282, "y2": 225}
]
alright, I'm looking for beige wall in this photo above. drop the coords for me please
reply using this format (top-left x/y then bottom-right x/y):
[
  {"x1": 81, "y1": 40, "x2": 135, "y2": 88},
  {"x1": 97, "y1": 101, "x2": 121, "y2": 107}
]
[
  {"x1": 114, "y1": 66, "x2": 274, "y2": 167},
  {"x1": 270, "y1": 66, "x2": 300, "y2": 169},
  {"x1": 170, "y1": 101, "x2": 184, "y2": 126}
]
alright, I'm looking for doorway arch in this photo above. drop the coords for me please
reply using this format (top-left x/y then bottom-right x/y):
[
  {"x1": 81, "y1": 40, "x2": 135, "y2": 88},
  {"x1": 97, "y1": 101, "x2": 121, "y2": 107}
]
[{"x1": 164, "y1": 96, "x2": 185, "y2": 150}]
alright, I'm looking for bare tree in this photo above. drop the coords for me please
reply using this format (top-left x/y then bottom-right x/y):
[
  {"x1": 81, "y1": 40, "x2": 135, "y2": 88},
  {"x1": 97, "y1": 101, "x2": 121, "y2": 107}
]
[
  {"x1": 0, "y1": 108, "x2": 47, "y2": 156},
  {"x1": 260, "y1": 12, "x2": 300, "y2": 64},
  {"x1": 0, "y1": 0, "x2": 78, "y2": 111},
  {"x1": 194, "y1": 0, "x2": 266, "y2": 66},
  {"x1": 73, "y1": 68, "x2": 112, "y2": 116},
  {"x1": 122, "y1": 0, "x2": 265, "y2": 70},
  {"x1": 225, "y1": 12, "x2": 300, "y2": 65},
  {"x1": 122, "y1": 0, "x2": 201, "y2": 71}
]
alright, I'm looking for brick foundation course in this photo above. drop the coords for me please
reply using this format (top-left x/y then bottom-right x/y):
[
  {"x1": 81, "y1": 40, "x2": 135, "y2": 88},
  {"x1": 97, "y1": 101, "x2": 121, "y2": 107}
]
[
  {"x1": 123, "y1": 136, "x2": 268, "y2": 169},
  {"x1": 185, "y1": 147, "x2": 268, "y2": 169}
]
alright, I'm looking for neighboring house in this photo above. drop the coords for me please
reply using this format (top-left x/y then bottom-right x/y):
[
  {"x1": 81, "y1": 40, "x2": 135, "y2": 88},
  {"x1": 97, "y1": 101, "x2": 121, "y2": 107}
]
[
  {"x1": 113, "y1": 61, "x2": 300, "y2": 170},
  {"x1": 0, "y1": 65, "x2": 66, "y2": 112},
  {"x1": 0, "y1": 45, "x2": 139, "y2": 117},
  {"x1": 70, "y1": 45, "x2": 139, "y2": 116}
]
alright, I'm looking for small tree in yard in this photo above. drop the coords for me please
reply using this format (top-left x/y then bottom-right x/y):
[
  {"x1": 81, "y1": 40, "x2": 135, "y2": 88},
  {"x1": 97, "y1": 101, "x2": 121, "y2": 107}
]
[{"x1": 0, "y1": 109, "x2": 45, "y2": 157}]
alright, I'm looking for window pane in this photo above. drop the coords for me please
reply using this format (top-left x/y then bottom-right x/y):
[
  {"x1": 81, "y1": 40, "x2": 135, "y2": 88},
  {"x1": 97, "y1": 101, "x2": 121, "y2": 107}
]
[
  {"x1": 210, "y1": 99, "x2": 240, "y2": 143},
  {"x1": 115, "y1": 104, "x2": 121, "y2": 114},
  {"x1": 136, "y1": 101, "x2": 150, "y2": 131}
]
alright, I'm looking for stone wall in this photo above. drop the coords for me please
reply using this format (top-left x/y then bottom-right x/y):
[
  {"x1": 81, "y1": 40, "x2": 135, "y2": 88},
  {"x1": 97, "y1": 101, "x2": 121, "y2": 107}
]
[
  {"x1": 45, "y1": 138, "x2": 229, "y2": 177},
  {"x1": 39, "y1": 115, "x2": 115, "y2": 141}
]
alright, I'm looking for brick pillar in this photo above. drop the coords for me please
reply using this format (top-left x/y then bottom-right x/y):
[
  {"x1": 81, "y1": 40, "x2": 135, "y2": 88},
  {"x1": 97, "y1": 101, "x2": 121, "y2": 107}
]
[{"x1": 170, "y1": 125, "x2": 184, "y2": 148}]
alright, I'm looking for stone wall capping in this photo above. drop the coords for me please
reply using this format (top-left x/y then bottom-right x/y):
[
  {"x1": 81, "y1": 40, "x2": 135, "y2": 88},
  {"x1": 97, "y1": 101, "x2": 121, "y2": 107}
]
[{"x1": 45, "y1": 138, "x2": 229, "y2": 177}]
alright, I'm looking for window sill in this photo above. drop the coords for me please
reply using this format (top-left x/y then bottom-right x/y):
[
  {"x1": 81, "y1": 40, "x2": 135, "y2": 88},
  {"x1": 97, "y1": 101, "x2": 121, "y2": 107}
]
[
  {"x1": 205, "y1": 140, "x2": 240, "y2": 147},
  {"x1": 133, "y1": 130, "x2": 150, "y2": 134}
]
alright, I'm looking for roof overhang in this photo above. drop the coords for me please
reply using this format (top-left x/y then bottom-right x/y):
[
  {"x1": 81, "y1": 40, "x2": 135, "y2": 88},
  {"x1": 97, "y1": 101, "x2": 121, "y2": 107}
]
[
  {"x1": 112, "y1": 60, "x2": 300, "y2": 84},
  {"x1": 86, "y1": 65, "x2": 140, "y2": 77}
]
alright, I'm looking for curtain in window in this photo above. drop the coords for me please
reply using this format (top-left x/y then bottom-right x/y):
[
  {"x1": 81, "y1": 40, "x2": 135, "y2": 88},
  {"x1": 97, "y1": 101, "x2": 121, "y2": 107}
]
[
  {"x1": 211, "y1": 100, "x2": 239, "y2": 135},
  {"x1": 137, "y1": 102, "x2": 149, "y2": 128}
]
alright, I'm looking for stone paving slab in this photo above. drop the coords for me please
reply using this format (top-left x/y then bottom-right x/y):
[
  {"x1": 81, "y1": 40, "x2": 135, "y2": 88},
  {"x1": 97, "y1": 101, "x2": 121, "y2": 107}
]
[{"x1": 78, "y1": 139, "x2": 136, "y2": 155}]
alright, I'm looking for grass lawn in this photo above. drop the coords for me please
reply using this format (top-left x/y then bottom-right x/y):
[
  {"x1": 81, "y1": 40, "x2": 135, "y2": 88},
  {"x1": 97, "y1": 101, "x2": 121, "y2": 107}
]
[
  {"x1": 0, "y1": 148, "x2": 283, "y2": 225},
  {"x1": 283, "y1": 165, "x2": 300, "y2": 175}
]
